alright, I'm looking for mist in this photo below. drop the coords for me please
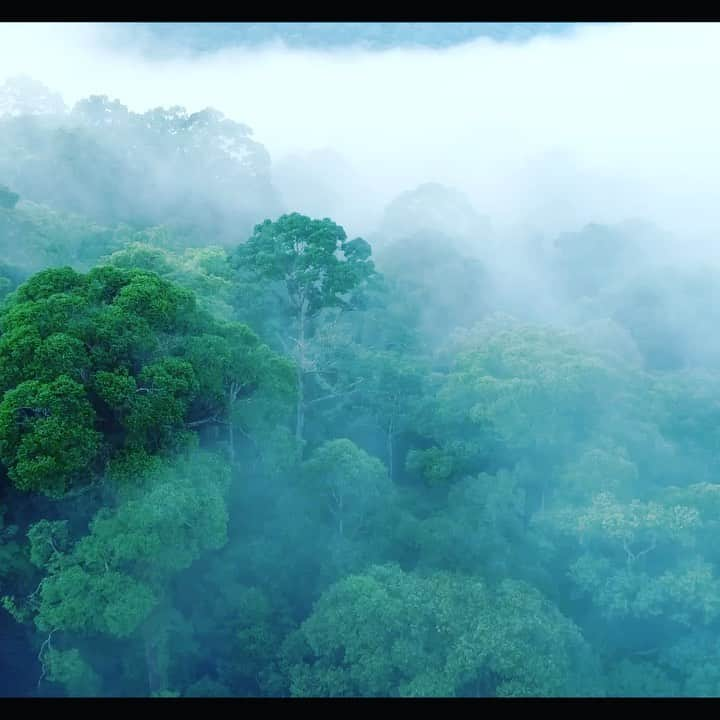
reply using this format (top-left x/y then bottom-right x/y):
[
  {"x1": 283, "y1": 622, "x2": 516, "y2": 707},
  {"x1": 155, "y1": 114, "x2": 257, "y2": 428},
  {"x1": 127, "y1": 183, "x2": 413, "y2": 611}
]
[
  {"x1": 3, "y1": 21, "x2": 720, "y2": 700},
  {"x1": 1, "y1": 22, "x2": 719, "y2": 243}
]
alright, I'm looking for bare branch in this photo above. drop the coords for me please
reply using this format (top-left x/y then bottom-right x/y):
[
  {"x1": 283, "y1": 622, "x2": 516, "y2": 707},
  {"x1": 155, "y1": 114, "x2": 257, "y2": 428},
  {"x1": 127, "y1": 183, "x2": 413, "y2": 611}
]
[
  {"x1": 635, "y1": 537, "x2": 657, "y2": 561},
  {"x1": 27, "y1": 578, "x2": 45, "y2": 604},
  {"x1": 185, "y1": 416, "x2": 221, "y2": 428},
  {"x1": 306, "y1": 378, "x2": 365, "y2": 407},
  {"x1": 37, "y1": 629, "x2": 57, "y2": 689},
  {"x1": 622, "y1": 538, "x2": 635, "y2": 564}
]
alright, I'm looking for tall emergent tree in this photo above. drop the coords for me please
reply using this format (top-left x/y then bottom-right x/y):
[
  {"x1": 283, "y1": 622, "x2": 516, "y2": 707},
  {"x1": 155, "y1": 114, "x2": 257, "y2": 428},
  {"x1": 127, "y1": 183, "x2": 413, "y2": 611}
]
[{"x1": 232, "y1": 214, "x2": 375, "y2": 446}]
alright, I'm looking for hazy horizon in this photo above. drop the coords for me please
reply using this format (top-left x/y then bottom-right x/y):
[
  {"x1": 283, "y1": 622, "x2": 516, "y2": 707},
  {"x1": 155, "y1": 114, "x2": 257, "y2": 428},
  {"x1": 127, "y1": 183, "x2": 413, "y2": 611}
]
[{"x1": 1, "y1": 22, "x2": 718, "y2": 248}]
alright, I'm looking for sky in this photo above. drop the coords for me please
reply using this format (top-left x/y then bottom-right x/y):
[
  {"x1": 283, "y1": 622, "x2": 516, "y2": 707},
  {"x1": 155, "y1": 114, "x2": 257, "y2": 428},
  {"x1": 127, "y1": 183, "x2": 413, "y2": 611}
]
[{"x1": 0, "y1": 21, "x2": 719, "y2": 246}]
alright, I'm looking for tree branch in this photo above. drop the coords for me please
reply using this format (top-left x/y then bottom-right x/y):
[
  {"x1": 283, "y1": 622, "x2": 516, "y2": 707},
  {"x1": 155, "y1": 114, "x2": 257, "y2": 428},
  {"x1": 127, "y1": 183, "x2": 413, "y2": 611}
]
[
  {"x1": 275, "y1": 332, "x2": 291, "y2": 354},
  {"x1": 37, "y1": 629, "x2": 57, "y2": 689},
  {"x1": 27, "y1": 578, "x2": 45, "y2": 604},
  {"x1": 185, "y1": 415, "x2": 221, "y2": 428},
  {"x1": 306, "y1": 378, "x2": 364, "y2": 407},
  {"x1": 635, "y1": 537, "x2": 657, "y2": 561}
]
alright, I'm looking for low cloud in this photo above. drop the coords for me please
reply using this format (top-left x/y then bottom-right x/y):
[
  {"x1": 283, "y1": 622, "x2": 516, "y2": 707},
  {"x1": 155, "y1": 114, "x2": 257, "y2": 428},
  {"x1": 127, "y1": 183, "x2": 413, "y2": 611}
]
[{"x1": 0, "y1": 22, "x2": 719, "y2": 245}]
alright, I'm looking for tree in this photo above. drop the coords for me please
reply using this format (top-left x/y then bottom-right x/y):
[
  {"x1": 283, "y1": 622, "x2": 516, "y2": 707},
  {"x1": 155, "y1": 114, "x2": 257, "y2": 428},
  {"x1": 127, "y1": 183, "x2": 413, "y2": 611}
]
[
  {"x1": 41, "y1": 647, "x2": 102, "y2": 697},
  {"x1": 0, "y1": 265, "x2": 292, "y2": 695},
  {"x1": 105, "y1": 241, "x2": 238, "y2": 320},
  {"x1": 547, "y1": 487, "x2": 720, "y2": 666},
  {"x1": 282, "y1": 564, "x2": 600, "y2": 697},
  {"x1": 0, "y1": 93, "x2": 281, "y2": 239},
  {"x1": 0, "y1": 375, "x2": 101, "y2": 496},
  {"x1": 232, "y1": 214, "x2": 375, "y2": 446},
  {"x1": 302, "y1": 439, "x2": 393, "y2": 541},
  {"x1": 0, "y1": 266, "x2": 288, "y2": 494},
  {"x1": 181, "y1": 325, "x2": 295, "y2": 465},
  {"x1": 7, "y1": 449, "x2": 230, "y2": 696},
  {"x1": 411, "y1": 470, "x2": 529, "y2": 581},
  {"x1": 408, "y1": 317, "x2": 621, "y2": 515},
  {"x1": 307, "y1": 344, "x2": 426, "y2": 482}
]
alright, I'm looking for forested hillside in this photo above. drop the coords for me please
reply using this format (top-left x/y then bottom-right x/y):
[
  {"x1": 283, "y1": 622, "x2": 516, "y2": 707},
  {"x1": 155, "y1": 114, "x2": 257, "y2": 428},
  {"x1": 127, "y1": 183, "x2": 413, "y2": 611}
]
[
  {"x1": 2, "y1": 76, "x2": 720, "y2": 699},
  {"x1": 113, "y1": 22, "x2": 580, "y2": 52}
]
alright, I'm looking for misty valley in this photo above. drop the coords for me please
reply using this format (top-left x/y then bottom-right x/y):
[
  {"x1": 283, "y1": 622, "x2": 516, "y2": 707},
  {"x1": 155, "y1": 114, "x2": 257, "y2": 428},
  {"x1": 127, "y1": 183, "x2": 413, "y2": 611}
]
[{"x1": 1, "y1": 42, "x2": 720, "y2": 698}]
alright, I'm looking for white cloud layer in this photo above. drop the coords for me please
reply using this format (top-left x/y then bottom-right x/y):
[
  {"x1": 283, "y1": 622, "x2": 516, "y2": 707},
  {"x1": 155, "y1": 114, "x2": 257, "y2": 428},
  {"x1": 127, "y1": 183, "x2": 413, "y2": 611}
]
[{"x1": 1, "y1": 21, "x2": 720, "y2": 245}]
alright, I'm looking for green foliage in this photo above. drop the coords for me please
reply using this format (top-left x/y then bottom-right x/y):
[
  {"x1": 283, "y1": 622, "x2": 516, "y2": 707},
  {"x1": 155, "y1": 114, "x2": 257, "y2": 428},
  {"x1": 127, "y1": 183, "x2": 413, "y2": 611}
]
[
  {"x1": 0, "y1": 265, "x2": 287, "y2": 495},
  {"x1": 0, "y1": 376, "x2": 101, "y2": 495},
  {"x1": 406, "y1": 447, "x2": 455, "y2": 485},
  {"x1": 36, "y1": 565, "x2": 158, "y2": 637},
  {"x1": 413, "y1": 470, "x2": 528, "y2": 579},
  {"x1": 28, "y1": 450, "x2": 229, "y2": 640},
  {"x1": 106, "y1": 242, "x2": 236, "y2": 320},
  {"x1": 43, "y1": 647, "x2": 102, "y2": 697},
  {"x1": 233, "y1": 213, "x2": 375, "y2": 318},
  {"x1": 184, "y1": 677, "x2": 233, "y2": 697},
  {"x1": 285, "y1": 564, "x2": 599, "y2": 697},
  {"x1": 302, "y1": 439, "x2": 394, "y2": 540},
  {"x1": 0, "y1": 200, "x2": 134, "y2": 274},
  {"x1": 4, "y1": 110, "x2": 720, "y2": 701},
  {"x1": 605, "y1": 658, "x2": 679, "y2": 697},
  {"x1": 27, "y1": 520, "x2": 69, "y2": 569}
]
